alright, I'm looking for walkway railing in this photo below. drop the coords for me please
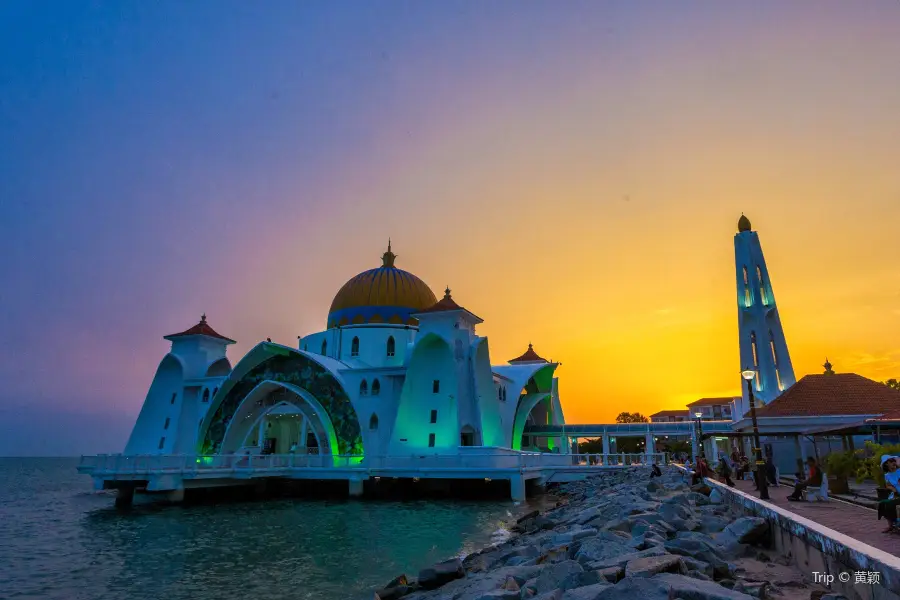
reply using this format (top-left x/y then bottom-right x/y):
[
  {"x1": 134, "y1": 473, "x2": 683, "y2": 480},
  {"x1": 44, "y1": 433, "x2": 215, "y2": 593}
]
[{"x1": 77, "y1": 452, "x2": 668, "y2": 477}]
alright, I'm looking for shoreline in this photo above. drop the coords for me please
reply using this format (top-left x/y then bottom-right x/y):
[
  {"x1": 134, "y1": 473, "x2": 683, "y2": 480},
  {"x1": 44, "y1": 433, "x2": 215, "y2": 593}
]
[{"x1": 374, "y1": 467, "x2": 831, "y2": 600}]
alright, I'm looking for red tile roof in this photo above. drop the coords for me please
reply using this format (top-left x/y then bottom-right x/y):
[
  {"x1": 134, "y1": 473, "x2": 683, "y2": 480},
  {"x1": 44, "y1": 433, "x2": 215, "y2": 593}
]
[
  {"x1": 509, "y1": 344, "x2": 549, "y2": 364},
  {"x1": 755, "y1": 373, "x2": 900, "y2": 418},
  {"x1": 687, "y1": 397, "x2": 737, "y2": 408},
  {"x1": 650, "y1": 409, "x2": 689, "y2": 419},
  {"x1": 164, "y1": 314, "x2": 236, "y2": 344},
  {"x1": 417, "y1": 287, "x2": 463, "y2": 314}
]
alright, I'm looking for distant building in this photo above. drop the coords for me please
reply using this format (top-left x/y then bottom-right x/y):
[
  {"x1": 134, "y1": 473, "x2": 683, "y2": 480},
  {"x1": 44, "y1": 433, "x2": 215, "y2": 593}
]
[
  {"x1": 649, "y1": 410, "x2": 689, "y2": 423},
  {"x1": 687, "y1": 398, "x2": 737, "y2": 422}
]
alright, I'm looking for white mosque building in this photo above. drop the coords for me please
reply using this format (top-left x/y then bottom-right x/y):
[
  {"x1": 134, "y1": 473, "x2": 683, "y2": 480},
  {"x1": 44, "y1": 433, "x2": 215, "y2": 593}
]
[{"x1": 123, "y1": 242, "x2": 568, "y2": 468}]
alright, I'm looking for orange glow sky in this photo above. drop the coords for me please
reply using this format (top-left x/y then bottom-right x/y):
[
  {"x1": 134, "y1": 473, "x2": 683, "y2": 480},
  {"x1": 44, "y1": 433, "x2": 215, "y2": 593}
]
[{"x1": 3, "y1": 2, "x2": 900, "y2": 453}]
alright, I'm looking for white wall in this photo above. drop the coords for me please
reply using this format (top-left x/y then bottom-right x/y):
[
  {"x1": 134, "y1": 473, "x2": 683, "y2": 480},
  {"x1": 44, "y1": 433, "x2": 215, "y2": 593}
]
[{"x1": 300, "y1": 325, "x2": 415, "y2": 367}]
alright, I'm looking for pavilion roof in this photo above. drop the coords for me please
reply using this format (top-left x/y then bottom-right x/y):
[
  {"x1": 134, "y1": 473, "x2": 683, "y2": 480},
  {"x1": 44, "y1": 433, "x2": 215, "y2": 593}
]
[{"x1": 755, "y1": 373, "x2": 900, "y2": 418}]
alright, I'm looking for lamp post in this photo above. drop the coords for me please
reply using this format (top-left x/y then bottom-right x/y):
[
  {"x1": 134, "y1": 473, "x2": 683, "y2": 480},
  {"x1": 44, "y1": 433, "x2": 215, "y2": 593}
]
[
  {"x1": 694, "y1": 411, "x2": 705, "y2": 460},
  {"x1": 741, "y1": 368, "x2": 770, "y2": 500}
]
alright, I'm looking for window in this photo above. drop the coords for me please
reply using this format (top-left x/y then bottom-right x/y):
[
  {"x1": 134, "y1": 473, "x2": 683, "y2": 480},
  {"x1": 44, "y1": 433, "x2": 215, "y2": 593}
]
[
  {"x1": 321, "y1": 340, "x2": 327, "y2": 355},
  {"x1": 351, "y1": 336, "x2": 360, "y2": 357},
  {"x1": 769, "y1": 330, "x2": 778, "y2": 366},
  {"x1": 158, "y1": 437, "x2": 165, "y2": 450},
  {"x1": 775, "y1": 369, "x2": 783, "y2": 391},
  {"x1": 212, "y1": 387, "x2": 218, "y2": 397},
  {"x1": 498, "y1": 387, "x2": 502, "y2": 401},
  {"x1": 170, "y1": 393, "x2": 176, "y2": 405},
  {"x1": 502, "y1": 387, "x2": 507, "y2": 401},
  {"x1": 369, "y1": 413, "x2": 379, "y2": 430},
  {"x1": 430, "y1": 409, "x2": 438, "y2": 424},
  {"x1": 432, "y1": 380, "x2": 440, "y2": 393},
  {"x1": 359, "y1": 379, "x2": 368, "y2": 396},
  {"x1": 750, "y1": 332, "x2": 758, "y2": 367},
  {"x1": 757, "y1": 265, "x2": 767, "y2": 304},
  {"x1": 386, "y1": 336, "x2": 395, "y2": 357},
  {"x1": 163, "y1": 417, "x2": 170, "y2": 430},
  {"x1": 742, "y1": 266, "x2": 752, "y2": 306},
  {"x1": 428, "y1": 433, "x2": 436, "y2": 447},
  {"x1": 371, "y1": 379, "x2": 380, "y2": 396},
  {"x1": 202, "y1": 389, "x2": 210, "y2": 403}
]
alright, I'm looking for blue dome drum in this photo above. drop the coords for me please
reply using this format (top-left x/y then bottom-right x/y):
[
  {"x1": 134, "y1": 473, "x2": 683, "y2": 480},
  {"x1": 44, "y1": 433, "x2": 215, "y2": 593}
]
[{"x1": 327, "y1": 242, "x2": 438, "y2": 328}]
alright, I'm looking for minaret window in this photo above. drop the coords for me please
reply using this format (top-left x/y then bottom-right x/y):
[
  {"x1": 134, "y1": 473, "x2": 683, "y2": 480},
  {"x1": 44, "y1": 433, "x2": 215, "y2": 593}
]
[
  {"x1": 371, "y1": 379, "x2": 380, "y2": 396},
  {"x1": 432, "y1": 380, "x2": 440, "y2": 393},
  {"x1": 502, "y1": 387, "x2": 507, "y2": 401},
  {"x1": 751, "y1": 331, "x2": 761, "y2": 391},
  {"x1": 430, "y1": 410, "x2": 438, "y2": 424},
  {"x1": 163, "y1": 417, "x2": 170, "y2": 430},
  {"x1": 386, "y1": 336, "x2": 395, "y2": 357},
  {"x1": 359, "y1": 379, "x2": 368, "y2": 396},
  {"x1": 756, "y1": 266, "x2": 767, "y2": 305},
  {"x1": 202, "y1": 389, "x2": 210, "y2": 403},
  {"x1": 351, "y1": 337, "x2": 360, "y2": 357},
  {"x1": 369, "y1": 414, "x2": 378, "y2": 430},
  {"x1": 742, "y1": 266, "x2": 752, "y2": 307},
  {"x1": 170, "y1": 393, "x2": 177, "y2": 405},
  {"x1": 769, "y1": 331, "x2": 778, "y2": 366},
  {"x1": 321, "y1": 340, "x2": 327, "y2": 355},
  {"x1": 158, "y1": 437, "x2": 165, "y2": 450},
  {"x1": 428, "y1": 433, "x2": 436, "y2": 447}
]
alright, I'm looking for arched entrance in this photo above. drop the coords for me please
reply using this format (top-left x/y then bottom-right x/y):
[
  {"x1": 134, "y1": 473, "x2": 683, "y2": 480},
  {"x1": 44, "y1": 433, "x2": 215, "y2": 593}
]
[{"x1": 219, "y1": 381, "x2": 339, "y2": 456}]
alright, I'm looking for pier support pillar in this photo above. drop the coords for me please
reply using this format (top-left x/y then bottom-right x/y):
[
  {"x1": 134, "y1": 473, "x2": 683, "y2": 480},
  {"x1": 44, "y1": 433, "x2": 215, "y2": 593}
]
[
  {"x1": 645, "y1": 432, "x2": 654, "y2": 457},
  {"x1": 167, "y1": 488, "x2": 185, "y2": 503},
  {"x1": 115, "y1": 487, "x2": 135, "y2": 508},
  {"x1": 348, "y1": 479, "x2": 364, "y2": 498},
  {"x1": 602, "y1": 434, "x2": 610, "y2": 465},
  {"x1": 509, "y1": 475, "x2": 526, "y2": 502}
]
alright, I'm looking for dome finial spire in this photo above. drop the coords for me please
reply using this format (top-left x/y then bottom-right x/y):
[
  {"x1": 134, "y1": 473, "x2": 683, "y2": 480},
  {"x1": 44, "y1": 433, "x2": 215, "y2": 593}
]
[
  {"x1": 381, "y1": 239, "x2": 396, "y2": 267},
  {"x1": 823, "y1": 357, "x2": 834, "y2": 375}
]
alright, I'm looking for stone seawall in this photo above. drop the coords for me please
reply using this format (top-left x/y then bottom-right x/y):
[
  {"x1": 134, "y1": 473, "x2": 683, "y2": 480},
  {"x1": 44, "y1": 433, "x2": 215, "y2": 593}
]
[
  {"x1": 373, "y1": 467, "x2": 840, "y2": 600},
  {"x1": 704, "y1": 475, "x2": 900, "y2": 600}
]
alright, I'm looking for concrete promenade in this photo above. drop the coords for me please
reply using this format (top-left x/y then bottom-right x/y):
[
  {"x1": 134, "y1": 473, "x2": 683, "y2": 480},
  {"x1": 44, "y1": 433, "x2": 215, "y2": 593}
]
[{"x1": 731, "y1": 477, "x2": 900, "y2": 556}]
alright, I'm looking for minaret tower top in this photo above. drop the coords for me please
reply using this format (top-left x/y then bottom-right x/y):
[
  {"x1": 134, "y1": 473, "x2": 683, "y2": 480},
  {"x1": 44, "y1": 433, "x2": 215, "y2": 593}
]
[{"x1": 734, "y1": 215, "x2": 796, "y2": 416}]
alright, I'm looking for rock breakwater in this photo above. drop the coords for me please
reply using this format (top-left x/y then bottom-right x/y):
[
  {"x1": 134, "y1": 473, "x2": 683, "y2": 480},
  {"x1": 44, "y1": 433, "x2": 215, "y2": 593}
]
[{"x1": 375, "y1": 468, "x2": 834, "y2": 600}]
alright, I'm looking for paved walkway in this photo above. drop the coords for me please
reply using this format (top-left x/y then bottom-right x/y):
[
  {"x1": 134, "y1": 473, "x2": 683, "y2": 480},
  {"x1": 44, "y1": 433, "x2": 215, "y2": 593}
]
[{"x1": 728, "y1": 476, "x2": 900, "y2": 556}]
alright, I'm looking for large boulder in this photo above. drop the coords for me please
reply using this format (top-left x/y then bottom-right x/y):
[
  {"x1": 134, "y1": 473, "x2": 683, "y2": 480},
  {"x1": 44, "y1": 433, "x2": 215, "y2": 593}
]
[
  {"x1": 559, "y1": 569, "x2": 606, "y2": 591},
  {"x1": 417, "y1": 558, "x2": 465, "y2": 590},
  {"x1": 533, "y1": 560, "x2": 584, "y2": 594},
  {"x1": 653, "y1": 573, "x2": 756, "y2": 599},
  {"x1": 594, "y1": 577, "x2": 672, "y2": 600},
  {"x1": 716, "y1": 517, "x2": 769, "y2": 546},
  {"x1": 624, "y1": 554, "x2": 687, "y2": 578},
  {"x1": 575, "y1": 538, "x2": 634, "y2": 563},
  {"x1": 561, "y1": 582, "x2": 612, "y2": 600}
]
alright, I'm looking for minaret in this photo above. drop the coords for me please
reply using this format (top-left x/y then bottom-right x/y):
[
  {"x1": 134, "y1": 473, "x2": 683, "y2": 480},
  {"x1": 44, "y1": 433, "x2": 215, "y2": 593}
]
[{"x1": 734, "y1": 215, "x2": 796, "y2": 416}]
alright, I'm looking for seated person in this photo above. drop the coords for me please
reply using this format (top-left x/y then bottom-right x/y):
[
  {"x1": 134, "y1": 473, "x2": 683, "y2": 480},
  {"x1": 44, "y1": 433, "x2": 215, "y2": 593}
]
[
  {"x1": 787, "y1": 457, "x2": 822, "y2": 501},
  {"x1": 878, "y1": 455, "x2": 900, "y2": 532},
  {"x1": 650, "y1": 463, "x2": 662, "y2": 478},
  {"x1": 691, "y1": 458, "x2": 711, "y2": 486}
]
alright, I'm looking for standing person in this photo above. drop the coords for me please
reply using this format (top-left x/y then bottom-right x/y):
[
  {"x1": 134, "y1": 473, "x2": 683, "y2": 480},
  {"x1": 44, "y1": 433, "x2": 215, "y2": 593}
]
[
  {"x1": 878, "y1": 455, "x2": 900, "y2": 532},
  {"x1": 787, "y1": 457, "x2": 822, "y2": 501},
  {"x1": 717, "y1": 452, "x2": 735, "y2": 487},
  {"x1": 765, "y1": 456, "x2": 779, "y2": 486}
]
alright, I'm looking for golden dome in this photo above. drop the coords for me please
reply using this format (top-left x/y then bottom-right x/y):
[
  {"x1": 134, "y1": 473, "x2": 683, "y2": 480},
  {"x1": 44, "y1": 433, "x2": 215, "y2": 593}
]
[
  {"x1": 737, "y1": 214, "x2": 751, "y2": 233},
  {"x1": 327, "y1": 242, "x2": 437, "y2": 328}
]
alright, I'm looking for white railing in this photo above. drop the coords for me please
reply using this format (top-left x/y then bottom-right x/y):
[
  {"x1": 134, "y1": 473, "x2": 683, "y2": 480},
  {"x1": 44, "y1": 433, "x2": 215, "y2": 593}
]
[{"x1": 77, "y1": 452, "x2": 668, "y2": 476}]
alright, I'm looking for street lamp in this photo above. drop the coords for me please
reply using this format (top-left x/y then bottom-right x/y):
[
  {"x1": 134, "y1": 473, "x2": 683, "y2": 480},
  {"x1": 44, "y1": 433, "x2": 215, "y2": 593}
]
[
  {"x1": 742, "y1": 368, "x2": 770, "y2": 500},
  {"x1": 694, "y1": 411, "x2": 705, "y2": 460}
]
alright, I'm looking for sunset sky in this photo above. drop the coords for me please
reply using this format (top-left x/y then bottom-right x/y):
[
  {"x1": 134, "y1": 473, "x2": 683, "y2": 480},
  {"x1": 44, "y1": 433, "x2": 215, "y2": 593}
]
[{"x1": 2, "y1": 1, "x2": 899, "y2": 455}]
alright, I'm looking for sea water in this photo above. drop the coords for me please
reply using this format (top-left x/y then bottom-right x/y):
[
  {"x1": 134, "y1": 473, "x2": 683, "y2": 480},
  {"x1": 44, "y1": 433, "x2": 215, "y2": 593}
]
[{"x1": 0, "y1": 458, "x2": 549, "y2": 600}]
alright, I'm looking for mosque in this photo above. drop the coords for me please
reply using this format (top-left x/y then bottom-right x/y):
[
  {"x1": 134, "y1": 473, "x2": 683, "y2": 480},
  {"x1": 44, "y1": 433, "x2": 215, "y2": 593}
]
[{"x1": 122, "y1": 242, "x2": 568, "y2": 465}]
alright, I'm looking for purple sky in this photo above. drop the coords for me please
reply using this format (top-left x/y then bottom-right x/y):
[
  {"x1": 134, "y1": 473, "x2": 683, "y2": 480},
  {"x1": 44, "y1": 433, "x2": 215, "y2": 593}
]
[{"x1": 2, "y1": 2, "x2": 899, "y2": 455}]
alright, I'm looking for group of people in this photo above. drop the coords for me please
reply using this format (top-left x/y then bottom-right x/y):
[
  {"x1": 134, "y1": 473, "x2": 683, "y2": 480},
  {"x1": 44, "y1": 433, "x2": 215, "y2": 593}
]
[{"x1": 878, "y1": 454, "x2": 900, "y2": 533}]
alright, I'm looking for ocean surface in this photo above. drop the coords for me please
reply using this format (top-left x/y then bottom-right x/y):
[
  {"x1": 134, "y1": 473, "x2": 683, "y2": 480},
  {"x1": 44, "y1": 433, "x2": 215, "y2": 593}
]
[{"x1": 0, "y1": 458, "x2": 550, "y2": 600}]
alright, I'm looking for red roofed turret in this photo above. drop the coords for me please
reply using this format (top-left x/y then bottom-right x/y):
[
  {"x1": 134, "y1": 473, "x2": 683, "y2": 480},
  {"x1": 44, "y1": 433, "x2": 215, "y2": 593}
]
[
  {"x1": 508, "y1": 343, "x2": 549, "y2": 365},
  {"x1": 164, "y1": 314, "x2": 236, "y2": 344}
]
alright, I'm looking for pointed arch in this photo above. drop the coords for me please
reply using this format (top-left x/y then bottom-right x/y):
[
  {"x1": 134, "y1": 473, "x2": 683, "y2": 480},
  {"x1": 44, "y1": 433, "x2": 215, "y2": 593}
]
[
  {"x1": 321, "y1": 339, "x2": 327, "y2": 355},
  {"x1": 371, "y1": 378, "x2": 380, "y2": 396},
  {"x1": 206, "y1": 357, "x2": 232, "y2": 377},
  {"x1": 369, "y1": 413, "x2": 379, "y2": 430},
  {"x1": 386, "y1": 335, "x2": 396, "y2": 357},
  {"x1": 202, "y1": 388, "x2": 210, "y2": 403},
  {"x1": 359, "y1": 379, "x2": 368, "y2": 396},
  {"x1": 198, "y1": 343, "x2": 361, "y2": 456},
  {"x1": 351, "y1": 336, "x2": 360, "y2": 357}
]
